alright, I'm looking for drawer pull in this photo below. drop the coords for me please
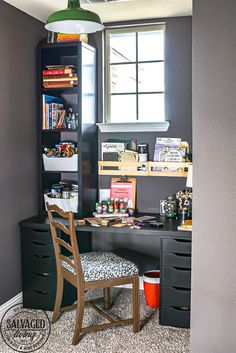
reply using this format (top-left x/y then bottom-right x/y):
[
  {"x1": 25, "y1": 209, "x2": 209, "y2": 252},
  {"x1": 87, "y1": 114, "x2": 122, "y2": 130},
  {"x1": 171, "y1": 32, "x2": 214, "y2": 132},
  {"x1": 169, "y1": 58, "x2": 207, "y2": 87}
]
[
  {"x1": 32, "y1": 229, "x2": 49, "y2": 233},
  {"x1": 173, "y1": 286, "x2": 191, "y2": 291},
  {"x1": 173, "y1": 306, "x2": 190, "y2": 312},
  {"x1": 173, "y1": 267, "x2": 191, "y2": 271},
  {"x1": 33, "y1": 289, "x2": 51, "y2": 295},
  {"x1": 174, "y1": 253, "x2": 191, "y2": 257},
  {"x1": 33, "y1": 272, "x2": 51, "y2": 277},
  {"x1": 33, "y1": 255, "x2": 50, "y2": 259},
  {"x1": 32, "y1": 241, "x2": 47, "y2": 246}
]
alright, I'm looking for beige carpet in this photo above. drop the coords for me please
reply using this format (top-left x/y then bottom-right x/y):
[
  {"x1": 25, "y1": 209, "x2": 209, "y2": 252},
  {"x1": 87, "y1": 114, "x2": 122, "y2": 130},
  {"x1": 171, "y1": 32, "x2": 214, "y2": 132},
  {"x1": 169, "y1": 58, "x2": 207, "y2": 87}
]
[{"x1": 0, "y1": 289, "x2": 190, "y2": 353}]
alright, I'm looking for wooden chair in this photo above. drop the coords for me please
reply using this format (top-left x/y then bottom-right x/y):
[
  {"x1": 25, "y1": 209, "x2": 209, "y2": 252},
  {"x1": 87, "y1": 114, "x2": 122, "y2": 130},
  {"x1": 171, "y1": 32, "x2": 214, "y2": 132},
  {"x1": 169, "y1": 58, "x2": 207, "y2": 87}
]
[{"x1": 47, "y1": 204, "x2": 140, "y2": 345}]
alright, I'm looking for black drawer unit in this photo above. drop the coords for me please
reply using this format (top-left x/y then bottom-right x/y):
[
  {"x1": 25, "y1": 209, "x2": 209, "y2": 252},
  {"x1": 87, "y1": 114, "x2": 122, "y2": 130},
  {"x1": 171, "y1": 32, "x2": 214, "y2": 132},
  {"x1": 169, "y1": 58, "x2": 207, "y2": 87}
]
[
  {"x1": 160, "y1": 236, "x2": 192, "y2": 328},
  {"x1": 20, "y1": 225, "x2": 77, "y2": 310}
]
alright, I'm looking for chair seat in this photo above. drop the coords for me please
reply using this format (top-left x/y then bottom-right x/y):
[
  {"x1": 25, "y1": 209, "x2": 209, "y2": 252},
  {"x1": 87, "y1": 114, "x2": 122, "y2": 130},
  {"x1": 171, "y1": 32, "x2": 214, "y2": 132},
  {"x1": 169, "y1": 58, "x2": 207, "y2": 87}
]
[{"x1": 62, "y1": 251, "x2": 139, "y2": 282}]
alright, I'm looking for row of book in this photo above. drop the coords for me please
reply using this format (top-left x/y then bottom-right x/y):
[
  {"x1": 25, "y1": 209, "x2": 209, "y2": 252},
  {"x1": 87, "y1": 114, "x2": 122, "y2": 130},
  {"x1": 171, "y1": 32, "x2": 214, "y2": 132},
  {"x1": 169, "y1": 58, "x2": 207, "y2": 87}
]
[
  {"x1": 42, "y1": 95, "x2": 66, "y2": 130},
  {"x1": 47, "y1": 31, "x2": 88, "y2": 44},
  {"x1": 42, "y1": 65, "x2": 78, "y2": 89}
]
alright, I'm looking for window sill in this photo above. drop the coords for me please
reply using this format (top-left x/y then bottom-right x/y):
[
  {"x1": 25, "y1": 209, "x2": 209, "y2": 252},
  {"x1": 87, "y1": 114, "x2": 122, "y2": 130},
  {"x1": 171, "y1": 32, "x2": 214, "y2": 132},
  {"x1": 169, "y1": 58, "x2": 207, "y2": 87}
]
[{"x1": 97, "y1": 122, "x2": 170, "y2": 133}]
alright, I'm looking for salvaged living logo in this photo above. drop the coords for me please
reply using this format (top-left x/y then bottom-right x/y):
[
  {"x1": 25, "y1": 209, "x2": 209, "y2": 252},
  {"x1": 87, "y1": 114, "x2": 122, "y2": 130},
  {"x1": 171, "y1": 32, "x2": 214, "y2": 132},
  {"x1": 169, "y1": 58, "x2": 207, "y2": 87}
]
[{"x1": 0, "y1": 303, "x2": 51, "y2": 352}]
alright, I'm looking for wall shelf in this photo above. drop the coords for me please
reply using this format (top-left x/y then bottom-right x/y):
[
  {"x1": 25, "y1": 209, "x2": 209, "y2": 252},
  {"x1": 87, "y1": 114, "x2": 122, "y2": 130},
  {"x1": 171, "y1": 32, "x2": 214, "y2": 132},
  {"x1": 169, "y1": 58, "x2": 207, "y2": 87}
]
[{"x1": 98, "y1": 161, "x2": 191, "y2": 177}]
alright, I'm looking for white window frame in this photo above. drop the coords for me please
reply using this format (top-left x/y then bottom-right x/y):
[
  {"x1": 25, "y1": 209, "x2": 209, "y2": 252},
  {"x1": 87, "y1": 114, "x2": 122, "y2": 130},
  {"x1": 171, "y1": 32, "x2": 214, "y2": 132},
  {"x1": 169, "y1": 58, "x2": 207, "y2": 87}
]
[{"x1": 97, "y1": 23, "x2": 170, "y2": 133}]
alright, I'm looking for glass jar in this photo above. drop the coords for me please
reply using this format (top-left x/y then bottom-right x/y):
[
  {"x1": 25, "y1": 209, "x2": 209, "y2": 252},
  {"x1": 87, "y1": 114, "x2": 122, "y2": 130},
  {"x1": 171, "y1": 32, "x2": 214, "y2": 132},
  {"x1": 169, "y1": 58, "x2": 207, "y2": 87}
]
[{"x1": 164, "y1": 196, "x2": 177, "y2": 218}]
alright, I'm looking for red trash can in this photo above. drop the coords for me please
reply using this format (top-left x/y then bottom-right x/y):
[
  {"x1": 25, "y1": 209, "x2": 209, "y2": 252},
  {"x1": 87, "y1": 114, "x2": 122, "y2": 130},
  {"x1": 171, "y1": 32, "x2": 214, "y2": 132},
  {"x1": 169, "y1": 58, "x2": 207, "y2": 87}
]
[{"x1": 143, "y1": 270, "x2": 160, "y2": 308}]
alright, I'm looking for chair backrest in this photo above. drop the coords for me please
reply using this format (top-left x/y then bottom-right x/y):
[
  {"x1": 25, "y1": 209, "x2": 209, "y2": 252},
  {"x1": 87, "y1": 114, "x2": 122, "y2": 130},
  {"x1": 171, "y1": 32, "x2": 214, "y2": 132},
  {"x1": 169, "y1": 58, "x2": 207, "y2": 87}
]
[{"x1": 47, "y1": 203, "x2": 84, "y2": 284}]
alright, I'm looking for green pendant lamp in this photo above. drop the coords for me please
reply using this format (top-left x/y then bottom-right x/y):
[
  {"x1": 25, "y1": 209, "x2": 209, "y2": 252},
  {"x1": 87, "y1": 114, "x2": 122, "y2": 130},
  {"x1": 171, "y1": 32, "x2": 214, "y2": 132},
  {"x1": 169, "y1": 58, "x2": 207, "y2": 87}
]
[{"x1": 45, "y1": 0, "x2": 104, "y2": 34}]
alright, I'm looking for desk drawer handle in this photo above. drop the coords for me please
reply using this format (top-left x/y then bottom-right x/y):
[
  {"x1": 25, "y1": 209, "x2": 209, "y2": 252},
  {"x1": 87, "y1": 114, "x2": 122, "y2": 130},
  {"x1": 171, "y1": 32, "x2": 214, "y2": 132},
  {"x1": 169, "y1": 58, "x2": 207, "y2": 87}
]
[
  {"x1": 33, "y1": 272, "x2": 51, "y2": 277},
  {"x1": 174, "y1": 253, "x2": 191, "y2": 257},
  {"x1": 173, "y1": 267, "x2": 191, "y2": 271},
  {"x1": 172, "y1": 306, "x2": 190, "y2": 312},
  {"x1": 32, "y1": 229, "x2": 49, "y2": 233},
  {"x1": 33, "y1": 255, "x2": 50, "y2": 259},
  {"x1": 173, "y1": 287, "x2": 191, "y2": 291},
  {"x1": 32, "y1": 242, "x2": 47, "y2": 246},
  {"x1": 33, "y1": 289, "x2": 51, "y2": 295}
]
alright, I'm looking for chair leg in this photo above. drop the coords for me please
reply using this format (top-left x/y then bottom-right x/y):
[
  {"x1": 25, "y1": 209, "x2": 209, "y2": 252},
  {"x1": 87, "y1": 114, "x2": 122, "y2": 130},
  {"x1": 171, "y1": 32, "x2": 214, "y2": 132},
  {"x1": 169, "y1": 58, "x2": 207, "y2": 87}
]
[
  {"x1": 133, "y1": 275, "x2": 140, "y2": 333},
  {"x1": 103, "y1": 287, "x2": 111, "y2": 310},
  {"x1": 72, "y1": 290, "x2": 85, "y2": 345},
  {"x1": 52, "y1": 275, "x2": 64, "y2": 324}
]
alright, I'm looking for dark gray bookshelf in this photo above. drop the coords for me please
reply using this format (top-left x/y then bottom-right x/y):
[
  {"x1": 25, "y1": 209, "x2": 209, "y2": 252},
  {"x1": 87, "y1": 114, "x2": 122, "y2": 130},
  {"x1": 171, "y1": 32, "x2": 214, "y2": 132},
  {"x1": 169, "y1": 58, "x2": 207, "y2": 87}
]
[{"x1": 38, "y1": 40, "x2": 98, "y2": 217}]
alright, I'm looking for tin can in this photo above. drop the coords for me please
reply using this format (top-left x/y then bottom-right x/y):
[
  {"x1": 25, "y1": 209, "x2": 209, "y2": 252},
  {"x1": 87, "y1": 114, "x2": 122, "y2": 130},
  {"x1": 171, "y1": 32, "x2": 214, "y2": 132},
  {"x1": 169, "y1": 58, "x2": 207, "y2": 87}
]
[{"x1": 96, "y1": 203, "x2": 102, "y2": 214}]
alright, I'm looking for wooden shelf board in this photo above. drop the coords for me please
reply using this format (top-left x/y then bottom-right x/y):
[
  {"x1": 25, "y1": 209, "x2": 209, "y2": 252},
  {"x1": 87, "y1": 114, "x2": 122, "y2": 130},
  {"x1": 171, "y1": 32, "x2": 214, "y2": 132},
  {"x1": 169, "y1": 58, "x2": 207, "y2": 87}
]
[{"x1": 98, "y1": 161, "x2": 190, "y2": 177}]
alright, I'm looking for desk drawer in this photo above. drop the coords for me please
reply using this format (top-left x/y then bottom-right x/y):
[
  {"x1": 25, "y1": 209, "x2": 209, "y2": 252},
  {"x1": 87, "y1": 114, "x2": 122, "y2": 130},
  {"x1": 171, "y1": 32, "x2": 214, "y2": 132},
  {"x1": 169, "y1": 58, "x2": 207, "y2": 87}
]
[
  {"x1": 162, "y1": 238, "x2": 191, "y2": 254},
  {"x1": 23, "y1": 280, "x2": 77, "y2": 311},
  {"x1": 21, "y1": 241, "x2": 54, "y2": 256},
  {"x1": 160, "y1": 306, "x2": 190, "y2": 328},
  {"x1": 22, "y1": 271, "x2": 57, "y2": 292},
  {"x1": 161, "y1": 253, "x2": 191, "y2": 269},
  {"x1": 161, "y1": 286, "x2": 191, "y2": 307},
  {"x1": 21, "y1": 228, "x2": 52, "y2": 244},
  {"x1": 162, "y1": 266, "x2": 191, "y2": 288},
  {"x1": 22, "y1": 252, "x2": 56, "y2": 273}
]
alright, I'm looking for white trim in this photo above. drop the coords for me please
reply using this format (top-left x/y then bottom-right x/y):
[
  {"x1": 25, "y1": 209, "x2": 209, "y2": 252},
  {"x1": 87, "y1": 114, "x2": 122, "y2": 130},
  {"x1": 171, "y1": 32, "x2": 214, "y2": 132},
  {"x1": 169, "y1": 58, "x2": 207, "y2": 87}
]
[
  {"x1": 0, "y1": 292, "x2": 23, "y2": 321},
  {"x1": 97, "y1": 121, "x2": 170, "y2": 133}
]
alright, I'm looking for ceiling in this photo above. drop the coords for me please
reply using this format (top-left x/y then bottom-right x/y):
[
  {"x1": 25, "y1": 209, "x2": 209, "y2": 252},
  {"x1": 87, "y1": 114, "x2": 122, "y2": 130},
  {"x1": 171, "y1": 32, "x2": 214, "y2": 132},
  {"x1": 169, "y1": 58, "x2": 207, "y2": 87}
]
[{"x1": 3, "y1": 0, "x2": 192, "y2": 23}]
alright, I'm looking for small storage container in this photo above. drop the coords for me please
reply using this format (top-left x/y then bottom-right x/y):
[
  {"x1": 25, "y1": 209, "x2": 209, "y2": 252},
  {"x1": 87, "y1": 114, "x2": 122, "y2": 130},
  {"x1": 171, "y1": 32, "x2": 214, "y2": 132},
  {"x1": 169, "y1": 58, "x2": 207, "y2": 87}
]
[
  {"x1": 143, "y1": 270, "x2": 160, "y2": 308},
  {"x1": 44, "y1": 193, "x2": 78, "y2": 213},
  {"x1": 42, "y1": 154, "x2": 78, "y2": 171}
]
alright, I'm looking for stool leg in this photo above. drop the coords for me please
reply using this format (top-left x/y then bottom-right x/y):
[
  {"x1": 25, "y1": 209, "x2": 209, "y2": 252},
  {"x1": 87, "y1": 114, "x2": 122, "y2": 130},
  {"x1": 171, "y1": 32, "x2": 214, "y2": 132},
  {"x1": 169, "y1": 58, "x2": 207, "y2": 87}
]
[
  {"x1": 72, "y1": 290, "x2": 85, "y2": 345},
  {"x1": 103, "y1": 287, "x2": 111, "y2": 310},
  {"x1": 52, "y1": 275, "x2": 63, "y2": 323},
  {"x1": 133, "y1": 276, "x2": 140, "y2": 333}
]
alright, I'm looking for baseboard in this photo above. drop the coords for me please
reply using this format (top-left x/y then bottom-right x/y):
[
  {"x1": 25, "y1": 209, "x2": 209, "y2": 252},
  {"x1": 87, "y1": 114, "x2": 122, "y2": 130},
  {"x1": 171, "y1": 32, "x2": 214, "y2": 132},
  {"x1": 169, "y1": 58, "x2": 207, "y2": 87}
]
[
  {"x1": 117, "y1": 276, "x2": 144, "y2": 290},
  {"x1": 0, "y1": 292, "x2": 23, "y2": 321}
]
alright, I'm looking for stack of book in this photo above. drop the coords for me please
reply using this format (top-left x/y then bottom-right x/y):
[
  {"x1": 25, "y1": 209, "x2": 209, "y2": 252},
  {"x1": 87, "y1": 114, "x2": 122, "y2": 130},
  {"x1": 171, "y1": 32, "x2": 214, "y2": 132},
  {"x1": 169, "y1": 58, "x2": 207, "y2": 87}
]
[
  {"x1": 47, "y1": 31, "x2": 88, "y2": 44},
  {"x1": 42, "y1": 95, "x2": 66, "y2": 130},
  {"x1": 42, "y1": 65, "x2": 78, "y2": 89}
]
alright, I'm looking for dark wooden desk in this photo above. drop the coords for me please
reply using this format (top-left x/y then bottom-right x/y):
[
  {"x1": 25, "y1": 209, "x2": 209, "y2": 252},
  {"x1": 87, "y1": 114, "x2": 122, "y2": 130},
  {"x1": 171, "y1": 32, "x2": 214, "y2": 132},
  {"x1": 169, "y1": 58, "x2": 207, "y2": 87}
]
[
  {"x1": 19, "y1": 214, "x2": 192, "y2": 328},
  {"x1": 20, "y1": 214, "x2": 191, "y2": 275}
]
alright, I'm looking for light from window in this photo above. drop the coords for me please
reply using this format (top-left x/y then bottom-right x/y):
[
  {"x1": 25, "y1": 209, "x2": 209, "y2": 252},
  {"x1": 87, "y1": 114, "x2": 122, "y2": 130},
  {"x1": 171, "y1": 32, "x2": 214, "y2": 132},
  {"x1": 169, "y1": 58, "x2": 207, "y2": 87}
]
[{"x1": 105, "y1": 24, "x2": 165, "y2": 123}]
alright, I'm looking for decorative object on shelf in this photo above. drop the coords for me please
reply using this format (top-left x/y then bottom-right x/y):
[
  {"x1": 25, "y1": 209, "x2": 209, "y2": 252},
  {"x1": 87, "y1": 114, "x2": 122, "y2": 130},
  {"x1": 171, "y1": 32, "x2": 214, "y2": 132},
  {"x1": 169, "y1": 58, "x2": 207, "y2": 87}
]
[
  {"x1": 119, "y1": 150, "x2": 139, "y2": 171},
  {"x1": 137, "y1": 143, "x2": 149, "y2": 162},
  {"x1": 42, "y1": 65, "x2": 78, "y2": 89},
  {"x1": 65, "y1": 107, "x2": 79, "y2": 130},
  {"x1": 153, "y1": 138, "x2": 190, "y2": 171},
  {"x1": 45, "y1": 0, "x2": 104, "y2": 34}
]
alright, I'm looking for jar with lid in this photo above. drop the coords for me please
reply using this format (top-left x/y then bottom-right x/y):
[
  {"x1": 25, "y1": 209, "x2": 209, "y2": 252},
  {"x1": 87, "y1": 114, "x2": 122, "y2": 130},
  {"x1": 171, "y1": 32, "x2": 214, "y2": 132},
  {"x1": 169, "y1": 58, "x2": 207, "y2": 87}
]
[{"x1": 164, "y1": 196, "x2": 177, "y2": 218}]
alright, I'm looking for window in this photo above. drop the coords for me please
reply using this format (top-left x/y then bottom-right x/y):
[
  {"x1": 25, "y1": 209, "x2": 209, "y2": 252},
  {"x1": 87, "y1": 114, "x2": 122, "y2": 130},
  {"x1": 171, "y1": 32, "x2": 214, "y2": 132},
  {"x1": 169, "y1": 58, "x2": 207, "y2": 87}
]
[{"x1": 104, "y1": 24, "x2": 165, "y2": 124}]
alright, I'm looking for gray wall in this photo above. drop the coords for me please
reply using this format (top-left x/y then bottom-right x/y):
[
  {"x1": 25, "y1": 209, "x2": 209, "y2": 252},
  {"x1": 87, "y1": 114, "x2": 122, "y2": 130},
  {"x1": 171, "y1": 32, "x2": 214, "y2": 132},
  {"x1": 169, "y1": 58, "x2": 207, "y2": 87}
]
[
  {"x1": 91, "y1": 17, "x2": 192, "y2": 212},
  {"x1": 191, "y1": 1, "x2": 236, "y2": 352},
  {"x1": 0, "y1": 1, "x2": 46, "y2": 305}
]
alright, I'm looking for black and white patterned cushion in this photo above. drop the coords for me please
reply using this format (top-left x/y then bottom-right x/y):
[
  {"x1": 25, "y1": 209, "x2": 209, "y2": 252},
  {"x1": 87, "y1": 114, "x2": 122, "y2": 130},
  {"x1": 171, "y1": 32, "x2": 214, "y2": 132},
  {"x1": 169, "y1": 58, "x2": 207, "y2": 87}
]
[{"x1": 62, "y1": 251, "x2": 139, "y2": 282}]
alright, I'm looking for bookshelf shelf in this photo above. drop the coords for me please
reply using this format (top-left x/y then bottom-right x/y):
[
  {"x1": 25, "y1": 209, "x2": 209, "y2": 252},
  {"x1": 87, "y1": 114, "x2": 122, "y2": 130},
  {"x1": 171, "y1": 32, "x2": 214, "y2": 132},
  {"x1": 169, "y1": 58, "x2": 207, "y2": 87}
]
[
  {"x1": 42, "y1": 129, "x2": 77, "y2": 133},
  {"x1": 98, "y1": 161, "x2": 190, "y2": 177}
]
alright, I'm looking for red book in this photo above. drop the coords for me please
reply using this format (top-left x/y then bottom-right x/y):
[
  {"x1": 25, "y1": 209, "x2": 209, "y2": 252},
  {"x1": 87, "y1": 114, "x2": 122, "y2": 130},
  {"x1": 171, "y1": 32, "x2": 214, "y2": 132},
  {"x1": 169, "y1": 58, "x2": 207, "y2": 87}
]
[
  {"x1": 43, "y1": 81, "x2": 78, "y2": 89},
  {"x1": 43, "y1": 68, "x2": 75, "y2": 76},
  {"x1": 43, "y1": 73, "x2": 77, "y2": 79}
]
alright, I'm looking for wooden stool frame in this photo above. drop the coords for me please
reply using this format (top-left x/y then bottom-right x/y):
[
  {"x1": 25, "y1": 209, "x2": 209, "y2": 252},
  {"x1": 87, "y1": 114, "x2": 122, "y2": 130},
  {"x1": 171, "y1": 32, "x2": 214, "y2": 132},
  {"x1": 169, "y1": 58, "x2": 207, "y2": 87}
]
[{"x1": 47, "y1": 204, "x2": 140, "y2": 345}]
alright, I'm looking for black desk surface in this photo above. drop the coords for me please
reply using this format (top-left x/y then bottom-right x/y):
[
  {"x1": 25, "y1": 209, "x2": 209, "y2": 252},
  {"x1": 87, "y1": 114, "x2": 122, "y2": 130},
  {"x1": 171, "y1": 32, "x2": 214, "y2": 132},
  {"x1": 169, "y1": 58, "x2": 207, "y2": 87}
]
[{"x1": 19, "y1": 213, "x2": 191, "y2": 239}]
